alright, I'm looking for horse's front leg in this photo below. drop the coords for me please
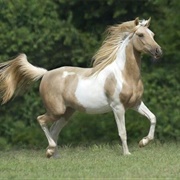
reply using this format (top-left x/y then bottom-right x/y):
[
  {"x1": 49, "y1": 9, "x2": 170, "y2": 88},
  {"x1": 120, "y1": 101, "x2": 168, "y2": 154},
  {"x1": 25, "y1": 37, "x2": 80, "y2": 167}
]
[
  {"x1": 134, "y1": 101, "x2": 156, "y2": 147},
  {"x1": 111, "y1": 104, "x2": 131, "y2": 155}
]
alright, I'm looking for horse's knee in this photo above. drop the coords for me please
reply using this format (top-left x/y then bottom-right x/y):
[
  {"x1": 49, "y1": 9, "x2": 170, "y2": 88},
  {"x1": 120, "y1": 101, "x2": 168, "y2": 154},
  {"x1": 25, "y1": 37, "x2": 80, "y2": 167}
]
[{"x1": 150, "y1": 114, "x2": 156, "y2": 125}]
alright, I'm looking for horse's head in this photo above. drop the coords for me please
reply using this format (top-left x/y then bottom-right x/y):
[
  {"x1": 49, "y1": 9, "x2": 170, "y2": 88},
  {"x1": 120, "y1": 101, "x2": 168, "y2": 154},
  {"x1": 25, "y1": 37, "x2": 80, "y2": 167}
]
[{"x1": 132, "y1": 17, "x2": 162, "y2": 59}]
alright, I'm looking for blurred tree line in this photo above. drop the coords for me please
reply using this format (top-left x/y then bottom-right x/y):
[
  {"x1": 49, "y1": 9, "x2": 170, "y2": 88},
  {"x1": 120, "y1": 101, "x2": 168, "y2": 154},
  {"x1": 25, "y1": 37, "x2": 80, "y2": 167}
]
[{"x1": 0, "y1": 0, "x2": 179, "y2": 149}]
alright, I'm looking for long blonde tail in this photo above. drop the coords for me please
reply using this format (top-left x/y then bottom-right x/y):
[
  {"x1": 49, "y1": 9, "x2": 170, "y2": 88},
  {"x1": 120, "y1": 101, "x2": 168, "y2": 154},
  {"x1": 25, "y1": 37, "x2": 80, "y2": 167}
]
[{"x1": 0, "y1": 54, "x2": 47, "y2": 104}]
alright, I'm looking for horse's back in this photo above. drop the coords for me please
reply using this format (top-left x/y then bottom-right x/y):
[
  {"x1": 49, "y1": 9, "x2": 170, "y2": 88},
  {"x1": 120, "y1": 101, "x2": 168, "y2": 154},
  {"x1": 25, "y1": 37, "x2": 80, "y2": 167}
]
[{"x1": 40, "y1": 66, "x2": 92, "y2": 91}]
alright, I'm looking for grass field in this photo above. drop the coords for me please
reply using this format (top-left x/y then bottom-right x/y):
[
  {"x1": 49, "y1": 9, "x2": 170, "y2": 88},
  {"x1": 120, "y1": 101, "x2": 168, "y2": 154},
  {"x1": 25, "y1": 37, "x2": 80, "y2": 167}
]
[{"x1": 0, "y1": 142, "x2": 179, "y2": 179}]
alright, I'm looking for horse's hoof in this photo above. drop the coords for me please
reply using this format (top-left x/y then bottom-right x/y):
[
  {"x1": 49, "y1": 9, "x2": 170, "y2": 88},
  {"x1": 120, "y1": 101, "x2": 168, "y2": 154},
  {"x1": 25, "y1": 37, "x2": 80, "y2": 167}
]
[
  {"x1": 46, "y1": 148, "x2": 55, "y2": 158},
  {"x1": 139, "y1": 140, "x2": 145, "y2": 148},
  {"x1": 124, "y1": 152, "x2": 131, "y2": 156},
  {"x1": 139, "y1": 137, "x2": 149, "y2": 148}
]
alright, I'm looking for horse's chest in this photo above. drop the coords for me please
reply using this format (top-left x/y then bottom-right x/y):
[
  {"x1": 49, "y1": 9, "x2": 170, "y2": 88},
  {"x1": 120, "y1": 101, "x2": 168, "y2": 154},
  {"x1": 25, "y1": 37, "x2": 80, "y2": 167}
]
[
  {"x1": 74, "y1": 78, "x2": 111, "y2": 114},
  {"x1": 120, "y1": 80, "x2": 144, "y2": 109}
]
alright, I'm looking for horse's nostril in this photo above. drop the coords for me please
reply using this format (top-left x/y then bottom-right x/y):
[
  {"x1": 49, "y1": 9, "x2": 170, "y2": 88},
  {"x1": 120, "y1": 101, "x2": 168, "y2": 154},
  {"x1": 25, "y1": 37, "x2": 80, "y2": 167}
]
[
  {"x1": 156, "y1": 48, "x2": 162, "y2": 57},
  {"x1": 152, "y1": 47, "x2": 162, "y2": 59}
]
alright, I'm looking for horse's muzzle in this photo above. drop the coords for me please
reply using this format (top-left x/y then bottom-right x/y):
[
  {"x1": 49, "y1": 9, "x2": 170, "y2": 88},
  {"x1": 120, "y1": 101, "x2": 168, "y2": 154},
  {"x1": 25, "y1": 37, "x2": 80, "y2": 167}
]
[{"x1": 153, "y1": 47, "x2": 163, "y2": 59}]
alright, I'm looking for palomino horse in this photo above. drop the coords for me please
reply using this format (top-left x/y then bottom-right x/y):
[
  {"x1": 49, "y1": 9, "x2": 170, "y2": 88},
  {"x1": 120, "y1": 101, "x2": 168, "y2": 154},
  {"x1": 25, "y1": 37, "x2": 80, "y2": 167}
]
[{"x1": 0, "y1": 18, "x2": 162, "y2": 158}]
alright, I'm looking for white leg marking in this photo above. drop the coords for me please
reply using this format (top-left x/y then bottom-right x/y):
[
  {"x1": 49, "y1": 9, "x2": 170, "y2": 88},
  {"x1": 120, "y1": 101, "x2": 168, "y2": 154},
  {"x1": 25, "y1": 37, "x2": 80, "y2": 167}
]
[
  {"x1": 111, "y1": 104, "x2": 131, "y2": 155},
  {"x1": 37, "y1": 115, "x2": 57, "y2": 158},
  {"x1": 134, "y1": 101, "x2": 156, "y2": 147},
  {"x1": 40, "y1": 124, "x2": 57, "y2": 158},
  {"x1": 41, "y1": 125, "x2": 56, "y2": 148},
  {"x1": 49, "y1": 118, "x2": 68, "y2": 158}
]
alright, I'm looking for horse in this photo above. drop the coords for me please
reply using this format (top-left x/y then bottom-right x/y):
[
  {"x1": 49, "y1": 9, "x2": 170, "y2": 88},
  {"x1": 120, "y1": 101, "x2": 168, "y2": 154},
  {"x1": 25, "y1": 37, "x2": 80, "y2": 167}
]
[{"x1": 0, "y1": 17, "x2": 162, "y2": 158}]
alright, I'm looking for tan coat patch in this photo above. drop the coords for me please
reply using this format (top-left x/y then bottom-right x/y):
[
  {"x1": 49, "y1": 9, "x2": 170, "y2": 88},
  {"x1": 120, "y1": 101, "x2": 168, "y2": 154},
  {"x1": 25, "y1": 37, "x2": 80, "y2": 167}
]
[
  {"x1": 104, "y1": 73, "x2": 117, "y2": 100},
  {"x1": 120, "y1": 42, "x2": 144, "y2": 109},
  {"x1": 39, "y1": 67, "x2": 89, "y2": 118}
]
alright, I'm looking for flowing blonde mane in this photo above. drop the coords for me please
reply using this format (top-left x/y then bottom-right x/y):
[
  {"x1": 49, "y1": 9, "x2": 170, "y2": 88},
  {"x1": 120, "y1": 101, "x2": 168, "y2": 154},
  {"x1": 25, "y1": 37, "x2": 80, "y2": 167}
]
[{"x1": 91, "y1": 19, "x2": 137, "y2": 74}]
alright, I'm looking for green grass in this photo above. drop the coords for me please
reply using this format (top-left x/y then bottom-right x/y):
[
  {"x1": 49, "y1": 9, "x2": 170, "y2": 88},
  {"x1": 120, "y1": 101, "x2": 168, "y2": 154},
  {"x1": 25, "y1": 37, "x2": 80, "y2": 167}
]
[{"x1": 0, "y1": 142, "x2": 179, "y2": 179}]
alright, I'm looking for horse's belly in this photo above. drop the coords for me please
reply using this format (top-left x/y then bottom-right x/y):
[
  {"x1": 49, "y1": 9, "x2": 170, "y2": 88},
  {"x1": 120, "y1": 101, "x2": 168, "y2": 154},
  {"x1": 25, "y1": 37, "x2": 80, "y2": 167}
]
[{"x1": 85, "y1": 104, "x2": 111, "y2": 114}]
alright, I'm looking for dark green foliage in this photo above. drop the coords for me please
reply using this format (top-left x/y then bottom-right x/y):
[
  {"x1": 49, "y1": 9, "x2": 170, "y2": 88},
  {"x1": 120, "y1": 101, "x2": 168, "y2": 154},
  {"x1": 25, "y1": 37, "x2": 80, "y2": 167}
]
[{"x1": 0, "y1": 0, "x2": 179, "y2": 148}]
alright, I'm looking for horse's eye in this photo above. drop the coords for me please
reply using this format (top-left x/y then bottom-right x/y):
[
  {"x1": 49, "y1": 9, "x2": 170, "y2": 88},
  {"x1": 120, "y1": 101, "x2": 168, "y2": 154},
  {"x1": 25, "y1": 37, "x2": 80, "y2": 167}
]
[{"x1": 137, "y1": 33, "x2": 144, "y2": 38}]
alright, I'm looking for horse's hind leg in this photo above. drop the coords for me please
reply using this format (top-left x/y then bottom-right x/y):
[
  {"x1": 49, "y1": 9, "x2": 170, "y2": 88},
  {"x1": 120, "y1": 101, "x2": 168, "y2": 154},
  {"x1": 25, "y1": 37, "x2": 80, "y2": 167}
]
[
  {"x1": 48, "y1": 119, "x2": 66, "y2": 158},
  {"x1": 134, "y1": 101, "x2": 156, "y2": 147},
  {"x1": 37, "y1": 114, "x2": 59, "y2": 158},
  {"x1": 49, "y1": 108, "x2": 75, "y2": 158}
]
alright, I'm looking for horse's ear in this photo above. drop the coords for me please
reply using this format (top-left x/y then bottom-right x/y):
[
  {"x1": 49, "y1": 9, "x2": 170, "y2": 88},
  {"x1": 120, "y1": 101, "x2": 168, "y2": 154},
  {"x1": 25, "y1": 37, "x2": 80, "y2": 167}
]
[
  {"x1": 146, "y1": 17, "x2": 151, "y2": 27},
  {"x1": 134, "y1": 17, "x2": 139, "y2": 26}
]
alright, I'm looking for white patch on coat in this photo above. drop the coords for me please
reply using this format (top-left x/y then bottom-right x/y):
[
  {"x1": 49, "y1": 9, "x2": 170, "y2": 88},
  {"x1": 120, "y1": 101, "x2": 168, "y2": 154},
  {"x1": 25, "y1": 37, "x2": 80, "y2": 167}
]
[
  {"x1": 114, "y1": 34, "x2": 130, "y2": 70},
  {"x1": 62, "y1": 71, "x2": 75, "y2": 78},
  {"x1": 75, "y1": 68, "x2": 112, "y2": 114}
]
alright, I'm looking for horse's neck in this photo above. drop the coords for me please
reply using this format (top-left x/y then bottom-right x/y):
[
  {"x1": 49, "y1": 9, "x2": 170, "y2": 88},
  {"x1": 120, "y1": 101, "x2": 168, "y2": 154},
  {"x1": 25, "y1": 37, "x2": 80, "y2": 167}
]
[{"x1": 122, "y1": 42, "x2": 142, "y2": 82}]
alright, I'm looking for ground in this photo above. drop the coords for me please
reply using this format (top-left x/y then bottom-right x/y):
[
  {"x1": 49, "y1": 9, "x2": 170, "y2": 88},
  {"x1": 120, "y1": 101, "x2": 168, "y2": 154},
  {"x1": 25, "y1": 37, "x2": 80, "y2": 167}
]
[{"x1": 0, "y1": 141, "x2": 179, "y2": 179}]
